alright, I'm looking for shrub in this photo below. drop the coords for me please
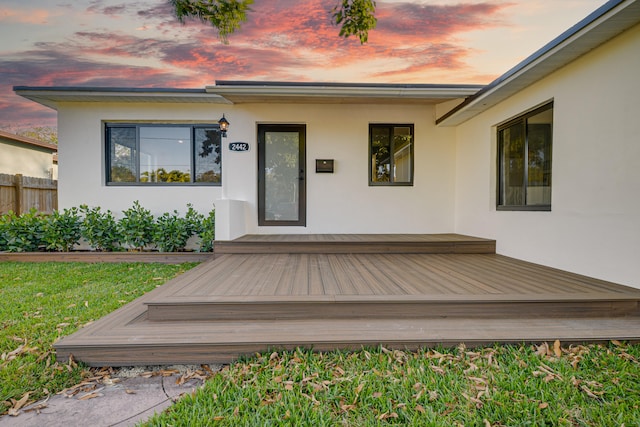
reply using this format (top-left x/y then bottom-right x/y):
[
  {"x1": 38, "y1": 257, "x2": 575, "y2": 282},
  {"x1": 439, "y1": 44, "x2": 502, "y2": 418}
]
[
  {"x1": 185, "y1": 203, "x2": 205, "y2": 236},
  {"x1": 153, "y1": 210, "x2": 192, "y2": 252},
  {"x1": 0, "y1": 202, "x2": 214, "y2": 252},
  {"x1": 118, "y1": 201, "x2": 155, "y2": 251},
  {"x1": 197, "y1": 208, "x2": 216, "y2": 252},
  {"x1": 1, "y1": 209, "x2": 46, "y2": 252},
  {"x1": 42, "y1": 207, "x2": 83, "y2": 252},
  {"x1": 79, "y1": 205, "x2": 121, "y2": 251}
]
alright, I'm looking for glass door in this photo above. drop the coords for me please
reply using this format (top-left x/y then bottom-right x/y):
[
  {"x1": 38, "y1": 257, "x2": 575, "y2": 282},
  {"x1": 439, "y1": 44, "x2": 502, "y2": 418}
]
[{"x1": 258, "y1": 124, "x2": 306, "y2": 226}]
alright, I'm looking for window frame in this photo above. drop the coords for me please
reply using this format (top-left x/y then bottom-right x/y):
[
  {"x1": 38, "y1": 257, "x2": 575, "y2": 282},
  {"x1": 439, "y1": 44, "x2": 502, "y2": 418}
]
[
  {"x1": 496, "y1": 102, "x2": 553, "y2": 211},
  {"x1": 368, "y1": 123, "x2": 415, "y2": 186},
  {"x1": 105, "y1": 123, "x2": 222, "y2": 186}
]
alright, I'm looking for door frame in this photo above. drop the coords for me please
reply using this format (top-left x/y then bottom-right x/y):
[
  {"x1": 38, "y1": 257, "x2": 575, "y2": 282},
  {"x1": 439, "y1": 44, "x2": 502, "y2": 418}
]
[{"x1": 257, "y1": 124, "x2": 306, "y2": 226}]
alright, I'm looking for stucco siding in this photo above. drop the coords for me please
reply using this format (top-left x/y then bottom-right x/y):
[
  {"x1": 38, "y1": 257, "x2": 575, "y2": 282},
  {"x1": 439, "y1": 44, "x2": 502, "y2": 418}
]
[
  {"x1": 454, "y1": 23, "x2": 640, "y2": 287},
  {"x1": 57, "y1": 102, "x2": 457, "y2": 233}
]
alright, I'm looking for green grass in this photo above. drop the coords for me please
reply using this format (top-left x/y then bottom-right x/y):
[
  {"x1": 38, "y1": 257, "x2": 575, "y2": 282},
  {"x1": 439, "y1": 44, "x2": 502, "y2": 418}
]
[
  {"x1": 144, "y1": 343, "x2": 640, "y2": 426},
  {"x1": 0, "y1": 261, "x2": 198, "y2": 415}
]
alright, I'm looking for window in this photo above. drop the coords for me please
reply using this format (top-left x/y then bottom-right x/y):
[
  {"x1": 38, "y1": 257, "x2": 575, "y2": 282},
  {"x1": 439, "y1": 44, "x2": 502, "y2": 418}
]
[
  {"x1": 497, "y1": 103, "x2": 553, "y2": 210},
  {"x1": 106, "y1": 124, "x2": 221, "y2": 185},
  {"x1": 369, "y1": 124, "x2": 414, "y2": 185}
]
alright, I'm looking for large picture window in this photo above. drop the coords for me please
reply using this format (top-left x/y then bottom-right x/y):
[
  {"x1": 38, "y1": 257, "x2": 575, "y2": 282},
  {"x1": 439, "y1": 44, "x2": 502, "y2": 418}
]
[
  {"x1": 369, "y1": 124, "x2": 414, "y2": 186},
  {"x1": 497, "y1": 103, "x2": 553, "y2": 210},
  {"x1": 106, "y1": 124, "x2": 221, "y2": 185}
]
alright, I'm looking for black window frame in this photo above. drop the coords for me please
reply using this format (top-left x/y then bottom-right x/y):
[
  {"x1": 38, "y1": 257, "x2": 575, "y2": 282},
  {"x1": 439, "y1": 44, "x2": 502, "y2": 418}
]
[
  {"x1": 368, "y1": 123, "x2": 415, "y2": 186},
  {"x1": 497, "y1": 102, "x2": 553, "y2": 211},
  {"x1": 105, "y1": 123, "x2": 222, "y2": 186}
]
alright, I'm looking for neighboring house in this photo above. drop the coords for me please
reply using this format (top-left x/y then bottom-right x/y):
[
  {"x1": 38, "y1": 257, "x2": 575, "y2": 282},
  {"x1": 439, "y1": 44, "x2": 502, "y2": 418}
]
[
  {"x1": 14, "y1": 0, "x2": 640, "y2": 288},
  {"x1": 0, "y1": 130, "x2": 58, "y2": 179}
]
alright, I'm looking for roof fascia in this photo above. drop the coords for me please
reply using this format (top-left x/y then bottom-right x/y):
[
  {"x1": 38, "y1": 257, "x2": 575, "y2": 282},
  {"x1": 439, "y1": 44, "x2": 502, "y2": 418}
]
[{"x1": 13, "y1": 87, "x2": 232, "y2": 110}]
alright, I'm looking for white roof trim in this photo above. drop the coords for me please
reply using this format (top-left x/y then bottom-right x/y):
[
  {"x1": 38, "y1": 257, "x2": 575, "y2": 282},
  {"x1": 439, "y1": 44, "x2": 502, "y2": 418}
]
[
  {"x1": 206, "y1": 83, "x2": 481, "y2": 101},
  {"x1": 13, "y1": 88, "x2": 232, "y2": 110}
]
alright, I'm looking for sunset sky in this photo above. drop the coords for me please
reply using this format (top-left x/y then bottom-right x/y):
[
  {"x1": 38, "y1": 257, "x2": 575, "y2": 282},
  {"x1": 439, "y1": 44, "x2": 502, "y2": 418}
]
[{"x1": 0, "y1": 0, "x2": 606, "y2": 131}]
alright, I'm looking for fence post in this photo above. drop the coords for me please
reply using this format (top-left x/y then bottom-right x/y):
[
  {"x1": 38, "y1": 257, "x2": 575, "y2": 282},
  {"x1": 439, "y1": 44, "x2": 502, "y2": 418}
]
[{"x1": 14, "y1": 174, "x2": 23, "y2": 214}]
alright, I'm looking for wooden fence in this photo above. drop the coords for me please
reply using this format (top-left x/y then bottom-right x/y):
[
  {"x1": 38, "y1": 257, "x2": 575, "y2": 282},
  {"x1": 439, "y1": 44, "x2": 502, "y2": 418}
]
[{"x1": 0, "y1": 173, "x2": 58, "y2": 214}]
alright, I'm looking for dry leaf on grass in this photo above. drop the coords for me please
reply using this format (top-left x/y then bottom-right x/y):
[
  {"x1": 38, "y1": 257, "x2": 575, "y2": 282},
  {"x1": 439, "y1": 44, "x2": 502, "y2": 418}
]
[
  {"x1": 8, "y1": 392, "x2": 31, "y2": 417},
  {"x1": 430, "y1": 365, "x2": 445, "y2": 375},
  {"x1": 535, "y1": 342, "x2": 550, "y2": 357},
  {"x1": 376, "y1": 411, "x2": 398, "y2": 420},
  {"x1": 462, "y1": 392, "x2": 484, "y2": 408},
  {"x1": 1, "y1": 343, "x2": 39, "y2": 366},
  {"x1": 553, "y1": 340, "x2": 562, "y2": 357}
]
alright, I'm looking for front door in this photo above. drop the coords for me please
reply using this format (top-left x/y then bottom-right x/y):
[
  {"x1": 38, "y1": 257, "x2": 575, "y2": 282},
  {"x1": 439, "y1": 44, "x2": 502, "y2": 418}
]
[{"x1": 258, "y1": 124, "x2": 306, "y2": 226}]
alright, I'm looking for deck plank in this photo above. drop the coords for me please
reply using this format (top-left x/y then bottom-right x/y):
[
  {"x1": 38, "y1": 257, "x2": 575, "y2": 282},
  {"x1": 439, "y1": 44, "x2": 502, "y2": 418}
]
[{"x1": 54, "y1": 234, "x2": 640, "y2": 366}]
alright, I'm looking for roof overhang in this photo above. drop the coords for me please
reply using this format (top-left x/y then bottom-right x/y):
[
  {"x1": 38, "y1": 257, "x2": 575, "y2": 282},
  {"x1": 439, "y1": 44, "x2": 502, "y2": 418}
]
[
  {"x1": 206, "y1": 81, "x2": 483, "y2": 104},
  {"x1": 437, "y1": 0, "x2": 640, "y2": 126},
  {"x1": 14, "y1": 82, "x2": 483, "y2": 111},
  {"x1": 13, "y1": 87, "x2": 232, "y2": 110}
]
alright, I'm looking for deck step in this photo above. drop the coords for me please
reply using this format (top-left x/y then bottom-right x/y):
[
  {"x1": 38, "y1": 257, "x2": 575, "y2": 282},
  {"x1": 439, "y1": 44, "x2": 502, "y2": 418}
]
[
  {"x1": 54, "y1": 316, "x2": 640, "y2": 366},
  {"x1": 145, "y1": 294, "x2": 640, "y2": 321},
  {"x1": 52, "y1": 244, "x2": 640, "y2": 367},
  {"x1": 214, "y1": 234, "x2": 496, "y2": 254}
]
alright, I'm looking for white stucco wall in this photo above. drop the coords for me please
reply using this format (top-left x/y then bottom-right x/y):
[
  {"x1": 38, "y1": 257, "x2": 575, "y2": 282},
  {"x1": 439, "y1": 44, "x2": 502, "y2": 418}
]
[
  {"x1": 454, "y1": 23, "x2": 640, "y2": 287},
  {"x1": 57, "y1": 102, "x2": 457, "y2": 233},
  {"x1": 0, "y1": 139, "x2": 56, "y2": 179}
]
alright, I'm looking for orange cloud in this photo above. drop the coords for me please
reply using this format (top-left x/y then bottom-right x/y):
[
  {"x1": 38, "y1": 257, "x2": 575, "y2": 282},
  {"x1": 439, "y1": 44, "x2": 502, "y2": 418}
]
[{"x1": 0, "y1": 7, "x2": 55, "y2": 24}]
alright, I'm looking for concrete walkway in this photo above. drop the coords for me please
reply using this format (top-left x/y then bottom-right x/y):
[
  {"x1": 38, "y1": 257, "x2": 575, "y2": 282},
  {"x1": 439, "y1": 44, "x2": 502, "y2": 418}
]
[{"x1": 0, "y1": 366, "x2": 218, "y2": 427}]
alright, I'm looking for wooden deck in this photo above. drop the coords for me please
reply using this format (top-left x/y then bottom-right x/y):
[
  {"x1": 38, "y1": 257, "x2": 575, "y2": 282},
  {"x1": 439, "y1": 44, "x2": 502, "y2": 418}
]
[{"x1": 54, "y1": 234, "x2": 640, "y2": 366}]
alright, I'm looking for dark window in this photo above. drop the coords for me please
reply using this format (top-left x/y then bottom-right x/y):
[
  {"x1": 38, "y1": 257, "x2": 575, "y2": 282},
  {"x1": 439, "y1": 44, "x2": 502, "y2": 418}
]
[
  {"x1": 106, "y1": 124, "x2": 221, "y2": 185},
  {"x1": 369, "y1": 124, "x2": 414, "y2": 186},
  {"x1": 497, "y1": 103, "x2": 553, "y2": 210}
]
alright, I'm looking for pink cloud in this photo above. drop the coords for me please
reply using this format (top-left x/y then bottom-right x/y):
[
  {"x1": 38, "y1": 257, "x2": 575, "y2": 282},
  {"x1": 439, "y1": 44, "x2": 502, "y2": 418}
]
[{"x1": 1, "y1": 0, "x2": 511, "y2": 128}]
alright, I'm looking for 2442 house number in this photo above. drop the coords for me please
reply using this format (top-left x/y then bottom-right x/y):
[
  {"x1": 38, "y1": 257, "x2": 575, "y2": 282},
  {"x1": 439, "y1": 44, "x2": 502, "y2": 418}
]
[{"x1": 229, "y1": 142, "x2": 250, "y2": 152}]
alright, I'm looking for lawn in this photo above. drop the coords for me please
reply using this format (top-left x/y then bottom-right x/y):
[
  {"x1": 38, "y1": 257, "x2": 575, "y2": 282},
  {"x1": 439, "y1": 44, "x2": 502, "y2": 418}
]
[
  {"x1": 144, "y1": 343, "x2": 640, "y2": 426},
  {"x1": 0, "y1": 261, "x2": 198, "y2": 415}
]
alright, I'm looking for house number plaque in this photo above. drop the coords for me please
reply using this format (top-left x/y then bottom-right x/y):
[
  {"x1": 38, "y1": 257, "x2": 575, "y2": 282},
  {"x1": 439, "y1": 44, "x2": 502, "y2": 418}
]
[{"x1": 229, "y1": 142, "x2": 250, "y2": 152}]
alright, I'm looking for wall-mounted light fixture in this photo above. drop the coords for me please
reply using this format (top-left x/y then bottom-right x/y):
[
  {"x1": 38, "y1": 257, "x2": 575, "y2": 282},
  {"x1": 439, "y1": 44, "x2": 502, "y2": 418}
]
[{"x1": 218, "y1": 114, "x2": 230, "y2": 138}]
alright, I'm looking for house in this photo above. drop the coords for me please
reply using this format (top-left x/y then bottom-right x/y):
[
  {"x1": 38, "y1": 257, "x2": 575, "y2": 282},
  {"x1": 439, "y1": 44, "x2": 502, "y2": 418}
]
[
  {"x1": 14, "y1": 0, "x2": 640, "y2": 289},
  {"x1": 0, "y1": 129, "x2": 58, "y2": 179}
]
